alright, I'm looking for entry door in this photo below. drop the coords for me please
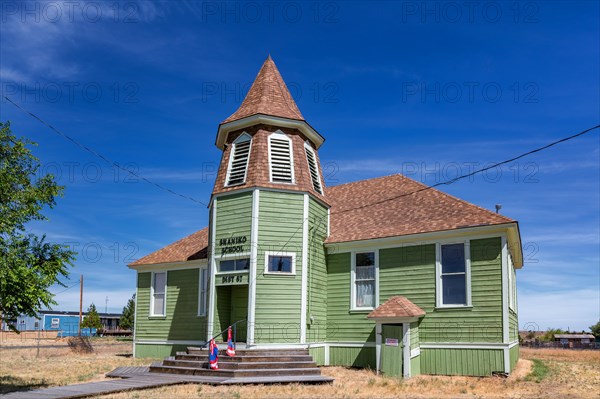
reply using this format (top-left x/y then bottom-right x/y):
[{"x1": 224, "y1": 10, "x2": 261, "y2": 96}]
[
  {"x1": 230, "y1": 285, "x2": 248, "y2": 342},
  {"x1": 381, "y1": 325, "x2": 403, "y2": 377}
]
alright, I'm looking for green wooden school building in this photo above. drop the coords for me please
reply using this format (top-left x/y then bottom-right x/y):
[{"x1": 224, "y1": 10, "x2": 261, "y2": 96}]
[{"x1": 128, "y1": 57, "x2": 523, "y2": 378}]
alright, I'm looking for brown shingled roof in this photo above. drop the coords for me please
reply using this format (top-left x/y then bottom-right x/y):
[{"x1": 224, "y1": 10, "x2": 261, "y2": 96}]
[
  {"x1": 325, "y1": 174, "x2": 514, "y2": 244},
  {"x1": 367, "y1": 296, "x2": 426, "y2": 319},
  {"x1": 222, "y1": 56, "x2": 304, "y2": 124},
  {"x1": 129, "y1": 227, "x2": 208, "y2": 266}
]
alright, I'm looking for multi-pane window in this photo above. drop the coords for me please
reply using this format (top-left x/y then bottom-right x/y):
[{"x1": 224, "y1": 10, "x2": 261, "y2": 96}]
[
  {"x1": 440, "y1": 243, "x2": 468, "y2": 306},
  {"x1": 198, "y1": 267, "x2": 208, "y2": 316},
  {"x1": 226, "y1": 133, "x2": 252, "y2": 186},
  {"x1": 151, "y1": 272, "x2": 166, "y2": 316},
  {"x1": 355, "y1": 252, "x2": 376, "y2": 308},
  {"x1": 269, "y1": 132, "x2": 294, "y2": 183},
  {"x1": 265, "y1": 252, "x2": 295, "y2": 274},
  {"x1": 219, "y1": 258, "x2": 250, "y2": 272},
  {"x1": 304, "y1": 143, "x2": 323, "y2": 194}
]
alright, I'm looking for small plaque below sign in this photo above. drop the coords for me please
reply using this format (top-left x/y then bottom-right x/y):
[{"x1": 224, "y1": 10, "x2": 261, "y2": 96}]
[{"x1": 385, "y1": 338, "x2": 399, "y2": 346}]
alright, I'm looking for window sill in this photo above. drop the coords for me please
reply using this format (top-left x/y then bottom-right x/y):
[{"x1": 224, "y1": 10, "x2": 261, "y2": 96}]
[
  {"x1": 263, "y1": 272, "x2": 296, "y2": 277},
  {"x1": 216, "y1": 270, "x2": 249, "y2": 275},
  {"x1": 148, "y1": 316, "x2": 167, "y2": 319},
  {"x1": 349, "y1": 309, "x2": 374, "y2": 314},
  {"x1": 434, "y1": 305, "x2": 473, "y2": 311}
]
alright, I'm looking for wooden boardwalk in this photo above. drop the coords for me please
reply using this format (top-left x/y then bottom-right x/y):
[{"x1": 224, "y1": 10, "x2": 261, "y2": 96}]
[{"x1": 1, "y1": 367, "x2": 332, "y2": 399}]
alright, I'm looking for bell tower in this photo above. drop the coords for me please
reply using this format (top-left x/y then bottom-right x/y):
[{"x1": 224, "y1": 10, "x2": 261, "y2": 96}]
[{"x1": 207, "y1": 57, "x2": 330, "y2": 346}]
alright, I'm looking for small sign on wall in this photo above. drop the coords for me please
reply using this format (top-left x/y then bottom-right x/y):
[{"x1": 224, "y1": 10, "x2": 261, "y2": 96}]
[{"x1": 385, "y1": 338, "x2": 399, "y2": 346}]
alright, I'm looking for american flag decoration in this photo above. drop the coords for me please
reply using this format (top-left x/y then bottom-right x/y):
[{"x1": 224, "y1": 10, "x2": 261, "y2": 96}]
[
  {"x1": 226, "y1": 326, "x2": 236, "y2": 356},
  {"x1": 209, "y1": 338, "x2": 219, "y2": 370}
]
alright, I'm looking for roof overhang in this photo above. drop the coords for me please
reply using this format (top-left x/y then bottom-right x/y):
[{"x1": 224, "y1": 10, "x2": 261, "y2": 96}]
[
  {"x1": 127, "y1": 258, "x2": 207, "y2": 271},
  {"x1": 326, "y1": 222, "x2": 524, "y2": 269},
  {"x1": 216, "y1": 114, "x2": 325, "y2": 150},
  {"x1": 367, "y1": 316, "x2": 422, "y2": 324}
]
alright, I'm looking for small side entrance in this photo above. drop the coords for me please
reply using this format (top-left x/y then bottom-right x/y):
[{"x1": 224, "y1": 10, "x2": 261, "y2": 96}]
[
  {"x1": 380, "y1": 324, "x2": 403, "y2": 378},
  {"x1": 215, "y1": 285, "x2": 248, "y2": 342}
]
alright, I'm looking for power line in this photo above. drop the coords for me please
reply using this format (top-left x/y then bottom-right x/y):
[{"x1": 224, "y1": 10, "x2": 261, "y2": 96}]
[
  {"x1": 51, "y1": 281, "x2": 80, "y2": 295},
  {"x1": 331, "y1": 124, "x2": 600, "y2": 215},
  {"x1": 4, "y1": 96, "x2": 208, "y2": 207}
]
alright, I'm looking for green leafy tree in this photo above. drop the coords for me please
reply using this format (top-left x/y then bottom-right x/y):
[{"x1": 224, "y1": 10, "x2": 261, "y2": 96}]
[
  {"x1": 119, "y1": 294, "x2": 135, "y2": 331},
  {"x1": 81, "y1": 303, "x2": 102, "y2": 334},
  {"x1": 590, "y1": 321, "x2": 600, "y2": 340},
  {"x1": 0, "y1": 121, "x2": 75, "y2": 332}
]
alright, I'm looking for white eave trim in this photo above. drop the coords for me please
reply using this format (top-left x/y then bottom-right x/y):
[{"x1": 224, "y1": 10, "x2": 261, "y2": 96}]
[
  {"x1": 128, "y1": 258, "x2": 208, "y2": 271},
  {"x1": 216, "y1": 114, "x2": 325, "y2": 150},
  {"x1": 326, "y1": 222, "x2": 523, "y2": 267}
]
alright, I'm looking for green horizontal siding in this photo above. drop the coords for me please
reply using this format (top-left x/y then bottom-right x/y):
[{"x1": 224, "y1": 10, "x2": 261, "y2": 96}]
[
  {"x1": 510, "y1": 344, "x2": 519, "y2": 372},
  {"x1": 410, "y1": 322, "x2": 420, "y2": 348},
  {"x1": 329, "y1": 346, "x2": 376, "y2": 369},
  {"x1": 379, "y1": 238, "x2": 503, "y2": 343},
  {"x1": 135, "y1": 269, "x2": 206, "y2": 343},
  {"x1": 326, "y1": 252, "x2": 376, "y2": 342},
  {"x1": 509, "y1": 309, "x2": 518, "y2": 342},
  {"x1": 307, "y1": 198, "x2": 328, "y2": 342},
  {"x1": 255, "y1": 191, "x2": 304, "y2": 343},
  {"x1": 135, "y1": 343, "x2": 188, "y2": 358},
  {"x1": 215, "y1": 192, "x2": 253, "y2": 254},
  {"x1": 309, "y1": 346, "x2": 325, "y2": 366},
  {"x1": 420, "y1": 348, "x2": 504, "y2": 376}
]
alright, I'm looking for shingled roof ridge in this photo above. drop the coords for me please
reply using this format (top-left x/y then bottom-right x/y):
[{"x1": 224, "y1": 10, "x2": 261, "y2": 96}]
[
  {"x1": 222, "y1": 56, "x2": 304, "y2": 123},
  {"x1": 327, "y1": 172, "x2": 514, "y2": 223},
  {"x1": 129, "y1": 226, "x2": 209, "y2": 266}
]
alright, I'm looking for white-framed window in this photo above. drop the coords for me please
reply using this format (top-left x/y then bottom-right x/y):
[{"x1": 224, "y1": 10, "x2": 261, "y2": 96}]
[
  {"x1": 351, "y1": 251, "x2": 378, "y2": 310},
  {"x1": 218, "y1": 258, "x2": 250, "y2": 273},
  {"x1": 225, "y1": 132, "x2": 252, "y2": 186},
  {"x1": 268, "y1": 131, "x2": 294, "y2": 184},
  {"x1": 150, "y1": 271, "x2": 167, "y2": 316},
  {"x1": 264, "y1": 251, "x2": 296, "y2": 275},
  {"x1": 304, "y1": 142, "x2": 323, "y2": 194},
  {"x1": 508, "y1": 254, "x2": 516, "y2": 311},
  {"x1": 198, "y1": 267, "x2": 208, "y2": 317},
  {"x1": 436, "y1": 242, "x2": 472, "y2": 307}
]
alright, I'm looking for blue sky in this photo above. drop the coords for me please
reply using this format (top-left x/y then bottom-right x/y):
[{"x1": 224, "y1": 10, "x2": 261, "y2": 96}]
[{"x1": 1, "y1": 1, "x2": 598, "y2": 331}]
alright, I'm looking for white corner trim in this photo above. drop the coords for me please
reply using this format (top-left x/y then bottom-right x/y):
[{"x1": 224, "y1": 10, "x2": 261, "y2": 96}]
[
  {"x1": 133, "y1": 282, "x2": 138, "y2": 357},
  {"x1": 501, "y1": 235, "x2": 509, "y2": 344},
  {"x1": 403, "y1": 323, "x2": 411, "y2": 378},
  {"x1": 508, "y1": 340, "x2": 519, "y2": 348},
  {"x1": 207, "y1": 199, "x2": 217, "y2": 340},
  {"x1": 325, "y1": 343, "x2": 330, "y2": 366},
  {"x1": 247, "y1": 189, "x2": 259, "y2": 345},
  {"x1": 375, "y1": 323, "x2": 382, "y2": 374},
  {"x1": 300, "y1": 194, "x2": 309, "y2": 344}
]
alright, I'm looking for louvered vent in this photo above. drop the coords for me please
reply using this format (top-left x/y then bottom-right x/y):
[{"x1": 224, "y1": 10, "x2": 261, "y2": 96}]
[
  {"x1": 269, "y1": 136, "x2": 293, "y2": 183},
  {"x1": 305, "y1": 145, "x2": 322, "y2": 194},
  {"x1": 226, "y1": 136, "x2": 251, "y2": 186}
]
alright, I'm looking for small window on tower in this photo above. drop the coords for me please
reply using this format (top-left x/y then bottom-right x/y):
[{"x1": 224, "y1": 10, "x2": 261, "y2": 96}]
[
  {"x1": 304, "y1": 143, "x2": 323, "y2": 194},
  {"x1": 268, "y1": 132, "x2": 294, "y2": 183},
  {"x1": 226, "y1": 133, "x2": 252, "y2": 186}
]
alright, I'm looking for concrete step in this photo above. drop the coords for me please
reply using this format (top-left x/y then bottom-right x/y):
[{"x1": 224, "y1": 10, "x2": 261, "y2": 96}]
[
  {"x1": 176, "y1": 354, "x2": 314, "y2": 363},
  {"x1": 187, "y1": 347, "x2": 309, "y2": 356},
  {"x1": 163, "y1": 359, "x2": 317, "y2": 370}
]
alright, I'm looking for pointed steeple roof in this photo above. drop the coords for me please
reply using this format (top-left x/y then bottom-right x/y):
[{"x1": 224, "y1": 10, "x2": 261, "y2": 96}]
[{"x1": 223, "y1": 56, "x2": 304, "y2": 123}]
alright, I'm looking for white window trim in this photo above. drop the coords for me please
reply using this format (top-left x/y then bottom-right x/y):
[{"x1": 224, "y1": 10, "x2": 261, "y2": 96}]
[
  {"x1": 264, "y1": 251, "x2": 296, "y2": 275},
  {"x1": 350, "y1": 250, "x2": 379, "y2": 311},
  {"x1": 197, "y1": 266, "x2": 208, "y2": 317},
  {"x1": 150, "y1": 271, "x2": 167, "y2": 317},
  {"x1": 224, "y1": 132, "x2": 252, "y2": 187},
  {"x1": 216, "y1": 254, "x2": 251, "y2": 274},
  {"x1": 267, "y1": 130, "x2": 295, "y2": 184},
  {"x1": 304, "y1": 141, "x2": 323, "y2": 194},
  {"x1": 435, "y1": 241, "x2": 472, "y2": 308}
]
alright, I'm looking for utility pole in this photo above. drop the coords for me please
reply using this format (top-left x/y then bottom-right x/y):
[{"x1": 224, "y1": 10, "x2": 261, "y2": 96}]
[{"x1": 78, "y1": 274, "x2": 83, "y2": 337}]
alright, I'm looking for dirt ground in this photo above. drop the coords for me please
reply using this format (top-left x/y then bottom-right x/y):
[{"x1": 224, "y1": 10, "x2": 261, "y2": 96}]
[{"x1": 1, "y1": 339, "x2": 598, "y2": 398}]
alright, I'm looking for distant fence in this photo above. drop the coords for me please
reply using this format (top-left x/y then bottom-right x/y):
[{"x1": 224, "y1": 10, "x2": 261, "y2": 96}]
[
  {"x1": 521, "y1": 341, "x2": 599, "y2": 350},
  {"x1": 0, "y1": 330, "x2": 59, "y2": 341}
]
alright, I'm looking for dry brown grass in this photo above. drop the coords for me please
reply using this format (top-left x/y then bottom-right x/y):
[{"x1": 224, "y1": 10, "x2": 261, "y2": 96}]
[
  {"x1": 0, "y1": 338, "x2": 152, "y2": 394},
  {"x1": 2, "y1": 342, "x2": 599, "y2": 398}
]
